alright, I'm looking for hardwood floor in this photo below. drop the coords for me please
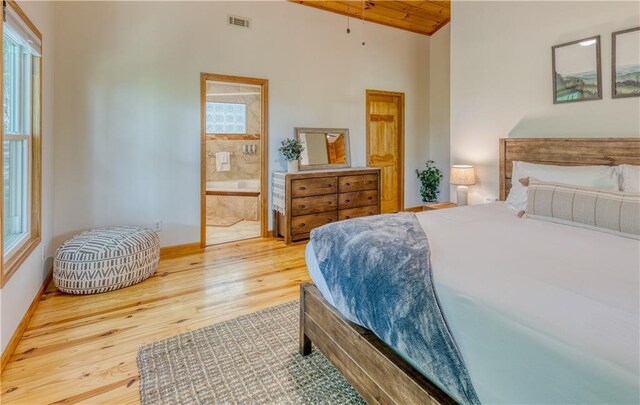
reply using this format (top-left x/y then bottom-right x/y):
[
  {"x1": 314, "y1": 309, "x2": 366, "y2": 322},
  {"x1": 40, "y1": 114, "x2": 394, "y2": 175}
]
[{"x1": 1, "y1": 238, "x2": 309, "y2": 404}]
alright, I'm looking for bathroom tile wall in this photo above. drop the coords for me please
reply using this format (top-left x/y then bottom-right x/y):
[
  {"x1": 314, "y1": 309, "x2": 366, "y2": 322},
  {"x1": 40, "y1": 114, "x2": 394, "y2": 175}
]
[
  {"x1": 205, "y1": 84, "x2": 261, "y2": 182},
  {"x1": 206, "y1": 139, "x2": 260, "y2": 182},
  {"x1": 206, "y1": 83, "x2": 261, "y2": 134},
  {"x1": 205, "y1": 83, "x2": 261, "y2": 228}
]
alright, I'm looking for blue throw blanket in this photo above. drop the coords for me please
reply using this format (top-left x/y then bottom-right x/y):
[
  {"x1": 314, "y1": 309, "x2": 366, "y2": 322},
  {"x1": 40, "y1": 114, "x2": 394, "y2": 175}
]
[{"x1": 310, "y1": 212, "x2": 480, "y2": 405}]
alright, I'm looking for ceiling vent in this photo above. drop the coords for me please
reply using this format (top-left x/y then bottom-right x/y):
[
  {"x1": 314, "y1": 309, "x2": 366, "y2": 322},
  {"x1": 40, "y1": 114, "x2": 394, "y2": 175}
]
[{"x1": 228, "y1": 15, "x2": 251, "y2": 29}]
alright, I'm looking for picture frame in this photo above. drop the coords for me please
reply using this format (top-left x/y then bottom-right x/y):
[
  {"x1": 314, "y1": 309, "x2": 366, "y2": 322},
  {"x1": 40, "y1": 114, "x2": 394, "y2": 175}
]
[
  {"x1": 552, "y1": 35, "x2": 602, "y2": 104},
  {"x1": 612, "y1": 27, "x2": 640, "y2": 98}
]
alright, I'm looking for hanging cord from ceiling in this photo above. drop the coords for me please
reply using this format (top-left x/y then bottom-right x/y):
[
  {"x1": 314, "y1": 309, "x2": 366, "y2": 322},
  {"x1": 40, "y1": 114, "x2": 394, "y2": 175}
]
[
  {"x1": 346, "y1": 6, "x2": 351, "y2": 33},
  {"x1": 361, "y1": 0, "x2": 366, "y2": 46}
]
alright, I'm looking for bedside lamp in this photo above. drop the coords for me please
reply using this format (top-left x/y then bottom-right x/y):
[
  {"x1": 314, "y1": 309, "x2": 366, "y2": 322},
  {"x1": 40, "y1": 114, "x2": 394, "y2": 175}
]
[{"x1": 450, "y1": 165, "x2": 476, "y2": 206}]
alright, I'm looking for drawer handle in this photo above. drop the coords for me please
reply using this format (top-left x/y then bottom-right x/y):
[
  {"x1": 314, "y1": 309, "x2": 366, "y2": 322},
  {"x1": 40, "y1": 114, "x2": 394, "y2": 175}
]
[
  {"x1": 327, "y1": 184, "x2": 333, "y2": 187},
  {"x1": 368, "y1": 180, "x2": 373, "y2": 184},
  {"x1": 299, "y1": 186, "x2": 306, "y2": 190},
  {"x1": 299, "y1": 223, "x2": 306, "y2": 228},
  {"x1": 368, "y1": 196, "x2": 373, "y2": 200},
  {"x1": 299, "y1": 204, "x2": 306, "y2": 209},
  {"x1": 345, "y1": 183, "x2": 351, "y2": 186},
  {"x1": 345, "y1": 199, "x2": 351, "y2": 203},
  {"x1": 326, "y1": 219, "x2": 332, "y2": 223},
  {"x1": 325, "y1": 201, "x2": 332, "y2": 205},
  {"x1": 345, "y1": 216, "x2": 351, "y2": 219}
]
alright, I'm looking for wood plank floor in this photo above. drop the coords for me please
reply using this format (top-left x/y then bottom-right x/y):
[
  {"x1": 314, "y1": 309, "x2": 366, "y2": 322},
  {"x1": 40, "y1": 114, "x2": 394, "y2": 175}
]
[{"x1": 1, "y1": 238, "x2": 309, "y2": 404}]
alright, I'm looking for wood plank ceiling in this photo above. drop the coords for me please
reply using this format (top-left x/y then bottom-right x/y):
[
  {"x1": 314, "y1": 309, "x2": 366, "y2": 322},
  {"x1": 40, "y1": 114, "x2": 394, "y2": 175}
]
[{"x1": 289, "y1": 1, "x2": 450, "y2": 36}]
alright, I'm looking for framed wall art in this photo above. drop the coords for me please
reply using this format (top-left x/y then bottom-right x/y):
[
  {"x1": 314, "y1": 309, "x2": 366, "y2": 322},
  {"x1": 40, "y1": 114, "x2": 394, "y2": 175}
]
[
  {"x1": 552, "y1": 35, "x2": 602, "y2": 104},
  {"x1": 612, "y1": 27, "x2": 640, "y2": 98}
]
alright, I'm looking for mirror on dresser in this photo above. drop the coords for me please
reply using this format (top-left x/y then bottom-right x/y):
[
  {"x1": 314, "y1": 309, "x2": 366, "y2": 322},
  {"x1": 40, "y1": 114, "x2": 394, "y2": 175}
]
[{"x1": 295, "y1": 128, "x2": 351, "y2": 170}]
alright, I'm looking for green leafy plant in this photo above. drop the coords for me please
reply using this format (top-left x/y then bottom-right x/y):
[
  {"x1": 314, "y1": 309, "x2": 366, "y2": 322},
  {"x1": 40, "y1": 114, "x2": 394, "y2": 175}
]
[
  {"x1": 416, "y1": 160, "x2": 443, "y2": 203},
  {"x1": 279, "y1": 138, "x2": 304, "y2": 161}
]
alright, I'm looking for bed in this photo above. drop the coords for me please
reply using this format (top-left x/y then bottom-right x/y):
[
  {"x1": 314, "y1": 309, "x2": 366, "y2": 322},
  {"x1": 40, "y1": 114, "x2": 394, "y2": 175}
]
[{"x1": 299, "y1": 137, "x2": 640, "y2": 404}]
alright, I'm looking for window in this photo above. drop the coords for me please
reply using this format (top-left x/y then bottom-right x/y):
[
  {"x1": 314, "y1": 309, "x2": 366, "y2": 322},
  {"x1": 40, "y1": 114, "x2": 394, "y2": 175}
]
[
  {"x1": 205, "y1": 102, "x2": 247, "y2": 134},
  {"x1": 1, "y1": 1, "x2": 42, "y2": 284}
]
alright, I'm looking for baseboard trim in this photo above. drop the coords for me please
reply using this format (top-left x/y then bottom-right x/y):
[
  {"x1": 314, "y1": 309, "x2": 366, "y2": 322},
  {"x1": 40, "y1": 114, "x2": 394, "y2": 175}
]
[
  {"x1": 1, "y1": 268, "x2": 53, "y2": 373},
  {"x1": 159, "y1": 242, "x2": 202, "y2": 258},
  {"x1": 404, "y1": 206, "x2": 424, "y2": 212}
]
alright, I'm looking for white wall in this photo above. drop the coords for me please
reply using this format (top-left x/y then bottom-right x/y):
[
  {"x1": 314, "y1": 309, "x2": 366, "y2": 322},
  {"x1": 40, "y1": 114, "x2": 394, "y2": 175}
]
[
  {"x1": 451, "y1": 1, "x2": 640, "y2": 204},
  {"x1": 428, "y1": 24, "x2": 450, "y2": 201},
  {"x1": 0, "y1": 1, "x2": 55, "y2": 354},
  {"x1": 53, "y1": 1, "x2": 430, "y2": 247}
]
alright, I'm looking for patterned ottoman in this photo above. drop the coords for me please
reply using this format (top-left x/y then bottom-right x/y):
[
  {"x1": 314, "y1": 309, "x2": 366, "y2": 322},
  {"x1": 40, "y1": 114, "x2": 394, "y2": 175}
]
[{"x1": 54, "y1": 226, "x2": 160, "y2": 294}]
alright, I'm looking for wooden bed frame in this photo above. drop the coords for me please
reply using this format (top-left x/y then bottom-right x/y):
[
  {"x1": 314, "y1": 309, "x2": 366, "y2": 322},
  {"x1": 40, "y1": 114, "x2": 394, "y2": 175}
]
[
  {"x1": 299, "y1": 284, "x2": 455, "y2": 405},
  {"x1": 499, "y1": 137, "x2": 640, "y2": 200},
  {"x1": 300, "y1": 137, "x2": 640, "y2": 404}
]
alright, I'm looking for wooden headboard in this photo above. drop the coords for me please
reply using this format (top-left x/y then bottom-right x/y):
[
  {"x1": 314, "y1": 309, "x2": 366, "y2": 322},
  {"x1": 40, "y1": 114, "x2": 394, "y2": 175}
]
[{"x1": 499, "y1": 137, "x2": 640, "y2": 200}]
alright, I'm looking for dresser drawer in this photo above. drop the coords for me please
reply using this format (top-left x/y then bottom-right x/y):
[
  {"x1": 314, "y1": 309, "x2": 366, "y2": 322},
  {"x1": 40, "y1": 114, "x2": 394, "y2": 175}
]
[
  {"x1": 276, "y1": 169, "x2": 380, "y2": 244},
  {"x1": 291, "y1": 195, "x2": 337, "y2": 216},
  {"x1": 291, "y1": 212, "x2": 337, "y2": 235},
  {"x1": 338, "y1": 190, "x2": 378, "y2": 209},
  {"x1": 338, "y1": 206, "x2": 378, "y2": 221},
  {"x1": 291, "y1": 177, "x2": 337, "y2": 197},
  {"x1": 339, "y1": 174, "x2": 378, "y2": 193}
]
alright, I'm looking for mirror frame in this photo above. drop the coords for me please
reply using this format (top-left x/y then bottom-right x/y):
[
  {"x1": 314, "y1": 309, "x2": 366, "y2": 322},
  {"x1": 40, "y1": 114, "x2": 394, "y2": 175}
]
[{"x1": 295, "y1": 127, "x2": 351, "y2": 171}]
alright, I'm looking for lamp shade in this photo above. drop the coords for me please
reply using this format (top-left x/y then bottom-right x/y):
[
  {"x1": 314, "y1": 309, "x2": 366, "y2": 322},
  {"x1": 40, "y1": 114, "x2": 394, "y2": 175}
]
[{"x1": 450, "y1": 165, "x2": 476, "y2": 185}]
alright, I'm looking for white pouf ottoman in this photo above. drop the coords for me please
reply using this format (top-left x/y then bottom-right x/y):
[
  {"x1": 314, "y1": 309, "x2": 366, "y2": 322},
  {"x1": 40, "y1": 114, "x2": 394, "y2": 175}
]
[{"x1": 54, "y1": 226, "x2": 160, "y2": 295}]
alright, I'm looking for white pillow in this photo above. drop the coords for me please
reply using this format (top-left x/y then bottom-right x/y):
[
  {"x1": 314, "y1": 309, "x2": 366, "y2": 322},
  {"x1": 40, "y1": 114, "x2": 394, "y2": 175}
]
[
  {"x1": 506, "y1": 161, "x2": 620, "y2": 211},
  {"x1": 619, "y1": 165, "x2": 640, "y2": 192}
]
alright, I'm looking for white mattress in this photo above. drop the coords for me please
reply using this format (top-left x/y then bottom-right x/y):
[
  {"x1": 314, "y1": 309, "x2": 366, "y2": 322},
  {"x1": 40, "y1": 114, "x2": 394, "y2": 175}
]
[{"x1": 305, "y1": 202, "x2": 640, "y2": 404}]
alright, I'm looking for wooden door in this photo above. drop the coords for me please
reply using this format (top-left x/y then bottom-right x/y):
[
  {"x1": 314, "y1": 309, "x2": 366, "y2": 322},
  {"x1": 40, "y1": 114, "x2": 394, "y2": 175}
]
[{"x1": 366, "y1": 90, "x2": 404, "y2": 213}]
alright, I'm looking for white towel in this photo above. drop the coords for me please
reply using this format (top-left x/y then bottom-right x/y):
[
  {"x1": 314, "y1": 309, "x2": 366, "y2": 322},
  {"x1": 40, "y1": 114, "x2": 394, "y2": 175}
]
[{"x1": 215, "y1": 152, "x2": 230, "y2": 172}]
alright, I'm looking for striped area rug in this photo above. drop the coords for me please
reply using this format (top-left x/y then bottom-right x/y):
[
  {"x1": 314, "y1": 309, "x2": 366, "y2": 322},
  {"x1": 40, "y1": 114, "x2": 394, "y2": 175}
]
[{"x1": 137, "y1": 300, "x2": 364, "y2": 404}]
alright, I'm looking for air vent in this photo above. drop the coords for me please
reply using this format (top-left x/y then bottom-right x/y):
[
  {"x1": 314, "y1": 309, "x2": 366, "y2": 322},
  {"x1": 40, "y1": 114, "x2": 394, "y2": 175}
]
[{"x1": 228, "y1": 15, "x2": 251, "y2": 29}]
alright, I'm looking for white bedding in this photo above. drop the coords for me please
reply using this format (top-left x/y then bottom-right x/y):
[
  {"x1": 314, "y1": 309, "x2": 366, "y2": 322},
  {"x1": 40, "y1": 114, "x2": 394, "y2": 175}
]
[{"x1": 306, "y1": 202, "x2": 640, "y2": 404}]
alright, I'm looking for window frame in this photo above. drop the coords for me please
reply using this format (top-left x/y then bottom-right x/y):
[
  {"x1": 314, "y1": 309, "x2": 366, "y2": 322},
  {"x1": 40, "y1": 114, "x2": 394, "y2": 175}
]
[
  {"x1": 0, "y1": 0, "x2": 42, "y2": 287},
  {"x1": 204, "y1": 101, "x2": 257, "y2": 140},
  {"x1": 205, "y1": 101, "x2": 248, "y2": 135}
]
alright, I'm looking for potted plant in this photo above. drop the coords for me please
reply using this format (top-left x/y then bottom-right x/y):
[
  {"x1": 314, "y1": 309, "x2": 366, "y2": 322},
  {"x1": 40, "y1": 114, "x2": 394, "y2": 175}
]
[
  {"x1": 416, "y1": 160, "x2": 443, "y2": 207},
  {"x1": 279, "y1": 138, "x2": 305, "y2": 173}
]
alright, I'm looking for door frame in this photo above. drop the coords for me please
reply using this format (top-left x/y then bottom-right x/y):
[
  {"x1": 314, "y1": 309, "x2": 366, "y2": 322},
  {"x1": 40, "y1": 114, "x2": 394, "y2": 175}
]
[
  {"x1": 365, "y1": 89, "x2": 405, "y2": 212},
  {"x1": 200, "y1": 73, "x2": 269, "y2": 248}
]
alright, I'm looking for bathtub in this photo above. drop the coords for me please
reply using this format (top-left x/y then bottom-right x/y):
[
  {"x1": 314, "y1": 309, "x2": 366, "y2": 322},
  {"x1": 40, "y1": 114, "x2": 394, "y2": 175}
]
[
  {"x1": 206, "y1": 179, "x2": 260, "y2": 222},
  {"x1": 206, "y1": 179, "x2": 260, "y2": 196}
]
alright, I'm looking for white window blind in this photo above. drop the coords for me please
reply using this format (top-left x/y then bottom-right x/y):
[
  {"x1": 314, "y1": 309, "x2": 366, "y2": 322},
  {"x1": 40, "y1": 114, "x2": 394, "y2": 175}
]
[{"x1": 4, "y1": 4, "x2": 41, "y2": 56}]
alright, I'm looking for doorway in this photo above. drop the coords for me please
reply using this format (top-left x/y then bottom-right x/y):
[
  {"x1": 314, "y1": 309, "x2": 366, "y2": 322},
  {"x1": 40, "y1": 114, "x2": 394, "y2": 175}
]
[
  {"x1": 366, "y1": 90, "x2": 404, "y2": 213},
  {"x1": 200, "y1": 73, "x2": 268, "y2": 247}
]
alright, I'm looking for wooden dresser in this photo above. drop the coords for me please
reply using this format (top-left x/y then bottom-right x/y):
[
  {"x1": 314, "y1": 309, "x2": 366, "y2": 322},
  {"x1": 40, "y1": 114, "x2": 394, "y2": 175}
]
[{"x1": 274, "y1": 168, "x2": 381, "y2": 244}]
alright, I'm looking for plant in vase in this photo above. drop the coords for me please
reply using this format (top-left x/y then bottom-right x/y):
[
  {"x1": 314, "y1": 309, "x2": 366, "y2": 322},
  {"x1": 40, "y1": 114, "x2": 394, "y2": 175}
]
[
  {"x1": 279, "y1": 138, "x2": 305, "y2": 173},
  {"x1": 416, "y1": 160, "x2": 443, "y2": 207}
]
